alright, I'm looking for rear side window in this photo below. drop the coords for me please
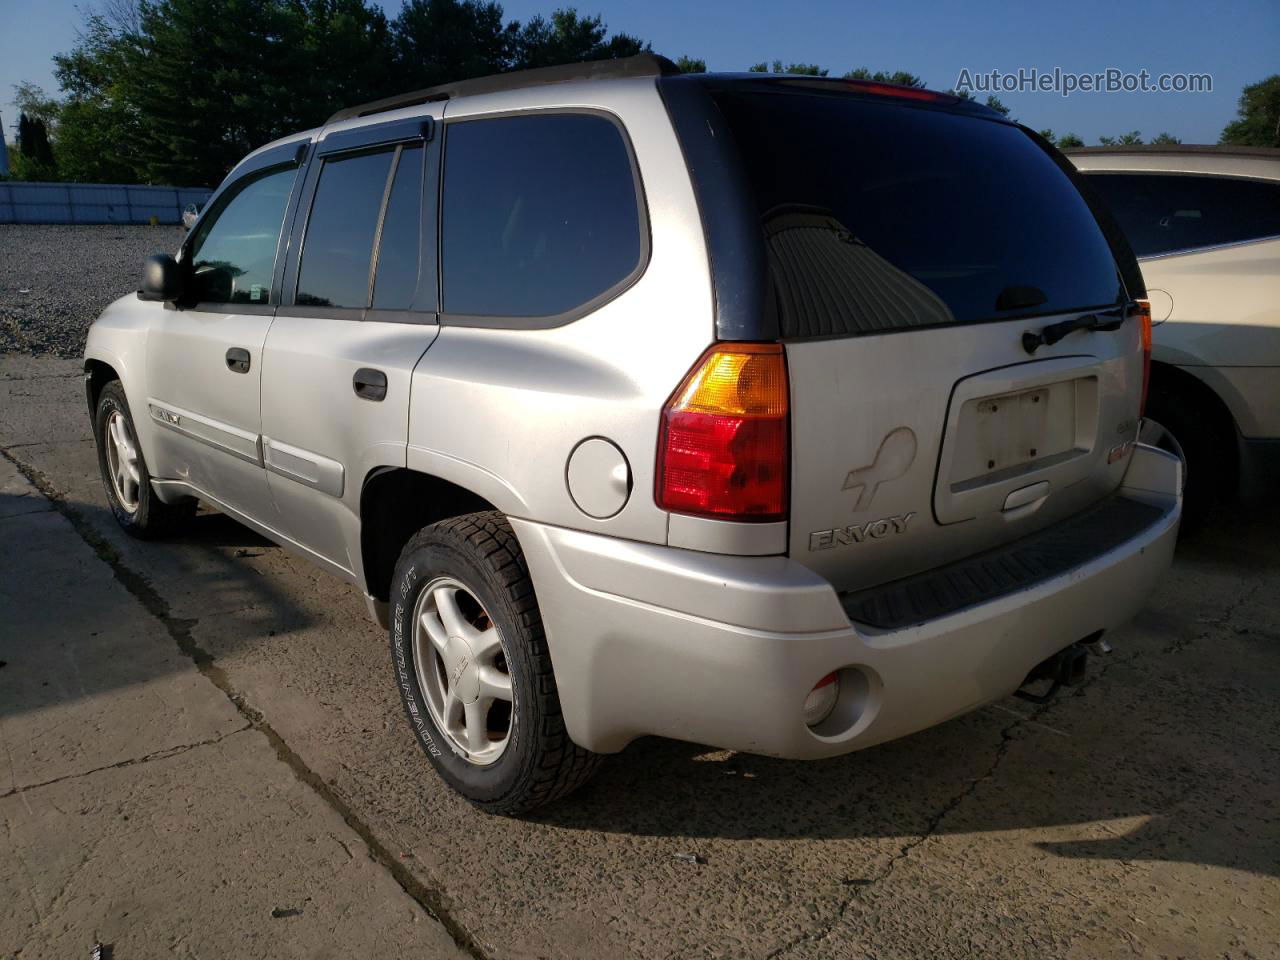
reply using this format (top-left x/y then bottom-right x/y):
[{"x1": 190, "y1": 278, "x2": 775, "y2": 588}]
[
  {"x1": 372, "y1": 144, "x2": 425, "y2": 310},
  {"x1": 188, "y1": 164, "x2": 296, "y2": 305},
  {"x1": 297, "y1": 149, "x2": 394, "y2": 308},
  {"x1": 712, "y1": 92, "x2": 1123, "y2": 338},
  {"x1": 1083, "y1": 172, "x2": 1280, "y2": 257},
  {"x1": 441, "y1": 113, "x2": 643, "y2": 319}
]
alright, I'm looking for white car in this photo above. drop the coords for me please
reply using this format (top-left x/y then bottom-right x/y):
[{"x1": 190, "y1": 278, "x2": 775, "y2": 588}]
[{"x1": 1068, "y1": 146, "x2": 1280, "y2": 521}]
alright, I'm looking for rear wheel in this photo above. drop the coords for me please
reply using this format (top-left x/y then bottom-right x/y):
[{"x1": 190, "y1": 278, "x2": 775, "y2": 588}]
[
  {"x1": 94, "y1": 381, "x2": 195, "y2": 538},
  {"x1": 389, "y1": 511, "x2": 601, "y2": 814}
]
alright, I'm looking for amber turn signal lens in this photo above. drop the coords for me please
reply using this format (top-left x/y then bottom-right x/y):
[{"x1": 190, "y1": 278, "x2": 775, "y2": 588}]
[
  {"x1": 670, "y1": 344, "x2": 789, "y2": 417},
  {"x1": 1131, "y1": 300, "x2": 1152, "y2": 416}
]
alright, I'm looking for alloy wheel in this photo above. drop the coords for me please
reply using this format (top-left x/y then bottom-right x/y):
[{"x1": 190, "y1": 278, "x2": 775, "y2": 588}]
[
  {"x1": 412, "y1": 576, "x2": 514, "y2": 765},
  {"x1": 105, "y1": 410, "x2": 142, "y2": 513}
]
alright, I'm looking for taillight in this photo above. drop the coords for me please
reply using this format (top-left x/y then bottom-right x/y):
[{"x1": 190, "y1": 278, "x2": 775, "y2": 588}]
[
  {"x1": 1132, "y1": 300, "x2": 1153, "y2": 416},
  {"x1": 656, "y1": 343, "x2": 789, "y2": 522}
]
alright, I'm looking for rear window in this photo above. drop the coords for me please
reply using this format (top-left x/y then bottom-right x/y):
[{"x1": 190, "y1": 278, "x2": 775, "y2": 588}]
[
  {"x1": 1083, "y1": 172, "x2": 1280, "y2": 257},
  {"x1": 713, "y1": 91, "x2": 1123, "y2": 338}
]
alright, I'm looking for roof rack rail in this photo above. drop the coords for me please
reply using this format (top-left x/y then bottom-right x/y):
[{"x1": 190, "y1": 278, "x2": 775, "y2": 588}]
[{"x1": 327, "y1": 54, "x2": 681, "y2": 124}]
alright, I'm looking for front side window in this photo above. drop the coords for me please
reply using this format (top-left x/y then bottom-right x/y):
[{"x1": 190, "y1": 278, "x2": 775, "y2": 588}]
[
  {"x1": 188, "y1": 164, "x2": 297, "y2": 305},
  {"x1": 1084, "y1": 172, "x2": 1280, "y2": 257},
  {"x1": 441, "y1": 113, "x2": 643, "y2": 318}
]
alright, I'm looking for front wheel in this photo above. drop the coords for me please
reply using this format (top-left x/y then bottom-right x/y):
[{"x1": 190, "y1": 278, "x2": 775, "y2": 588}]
[
  {"x1": 94, "y1": 381, "x2": 195, "y2": 538},
  {"x1": 389, "y1": 511, "x2": 601, "y2": 814}
]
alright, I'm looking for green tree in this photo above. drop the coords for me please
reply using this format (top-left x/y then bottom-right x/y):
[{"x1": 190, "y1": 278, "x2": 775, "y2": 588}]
[
  {"x1": 748, "y1": 60, "x2": 827, "y2": 76},
  {"x1": 843, "y1": 68, "x2": 924, "y2": 88},
  {"x1": 44, "y1": 0, "x2": 658, "y2": 185},
  {"x1": 949, "y1": 87, "x2": 1014, "y2": 120},
  {"x1": 982, "y1": 94, "x2": 1012, "y2": 119},
  {"x1": 1098, "y1": 130, "x2": 1143, "y2": 146},
  {"x1": 12, "y1": 82, "x2": 60, "y2": 128},
  {"x1": 1149, "y1": 131, "x2": 1181, "y2": 145},
  {"x1": 117, "y1": 0, "x2": 308, "y2": 186},
  {"x1": 1220, "y1": 75, "x2": 1280, "y2": 147},
  {"x1": 1055, "y1": 132, "x2": 1085, "y2": 148},
  {"x1": 51, "y1": 14, "x2": 145, "y2": 182},
  {"x1": 674, "y1": 55, "x2": 706, "y2": 74},
  {"x1": 390, "y1": 0, "x2": 514, "y2": 91},
  {"x1": 511, "y1": 9, "x2": 648, "y2": 70},
  {"x1": 12, "y1": 112, "x2": 59, "y2": 180},
  {"x1": 288, "y1": 0, "x2": 397, "y2": 127}
]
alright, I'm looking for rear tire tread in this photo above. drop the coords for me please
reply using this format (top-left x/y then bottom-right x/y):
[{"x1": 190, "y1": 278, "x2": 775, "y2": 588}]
[{"x1": 396, "y1": 511, "x2": 602, "y2": 814}]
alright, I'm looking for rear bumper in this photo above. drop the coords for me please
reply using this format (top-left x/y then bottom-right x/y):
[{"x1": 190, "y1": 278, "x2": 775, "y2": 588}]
[{"x1": 514, "y1": 444, "x2": 1181, "y2": 758}]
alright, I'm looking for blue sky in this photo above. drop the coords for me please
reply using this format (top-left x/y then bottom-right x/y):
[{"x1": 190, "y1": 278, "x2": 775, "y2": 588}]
[{"x1": 2, "y1": 0, "x2": 1276, "y2": 149}]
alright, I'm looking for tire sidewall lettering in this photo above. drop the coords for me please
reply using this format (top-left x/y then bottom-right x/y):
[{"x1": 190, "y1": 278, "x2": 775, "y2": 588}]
[{"x1": 392, "y1": 565, "x2": 441, "y2": 758}]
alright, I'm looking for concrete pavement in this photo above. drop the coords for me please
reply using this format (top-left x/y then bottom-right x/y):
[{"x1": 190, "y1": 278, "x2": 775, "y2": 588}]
[
  {"x1": 1, "y1": 354, "x2": 1277, "y2": 959},
  {"x1": 0, "y1": 451, "x2": 466, "y2": 958}
]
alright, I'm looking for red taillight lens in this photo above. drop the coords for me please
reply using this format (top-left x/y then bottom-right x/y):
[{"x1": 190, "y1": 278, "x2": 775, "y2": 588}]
[
  {"x1": 1132, "y1": 300, "x2": 1153, "y2": 416},
  {"x1": 656, "y1": 343, "x2": 789, "y2": 521}
]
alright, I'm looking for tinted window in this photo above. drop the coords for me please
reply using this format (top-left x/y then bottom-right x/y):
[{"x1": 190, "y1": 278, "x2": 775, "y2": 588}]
[
  {"x1": 442, "y1": 113, "x2": 642, "y2": 318},
  {"x1": 297, "y1": 149, "x2": 394, "y2": 308},
  {"x1": 713, "y1": 92, "x2": 1122, "y2": 338},
  {"x1": 188, "y1": 164, "x2": 296, "y2": 305},
  {"x1": 1084, "y1": 173, "x2": 1280, "y2": 257},
  {"x1": 372, "y1": 144, "x2": 424, "y2": 310}
]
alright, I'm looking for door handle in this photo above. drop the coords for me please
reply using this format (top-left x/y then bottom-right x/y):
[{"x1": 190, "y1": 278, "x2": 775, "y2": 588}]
[
  {"x1": 353, "y1": 368, "x2": 387, "y2": 402},
  {"x1": 225, "y1": 348, "x2": 251, "y2": 374}
]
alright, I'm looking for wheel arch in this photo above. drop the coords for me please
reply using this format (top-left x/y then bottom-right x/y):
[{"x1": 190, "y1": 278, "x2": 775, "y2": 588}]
[
  {"x1": 359, "y1": 467, "x2": 501, "y2": 606},
  {"x1": 1147, "y1": 359, "x2": 1241, "y2": 495},
  {"x1": 84, "y1": 358, "x2": 121, "y2": 418}
]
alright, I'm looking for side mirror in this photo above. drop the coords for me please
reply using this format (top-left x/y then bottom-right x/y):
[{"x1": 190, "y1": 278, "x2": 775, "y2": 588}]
[{"x1": 138, "y1": 253, "x2": 183, "y2": 302}]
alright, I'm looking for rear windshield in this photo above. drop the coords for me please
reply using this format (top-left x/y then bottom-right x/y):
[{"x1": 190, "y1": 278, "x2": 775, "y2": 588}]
[{"x1": 713, "y1": 91, "x2": 1123, "y2": 338}]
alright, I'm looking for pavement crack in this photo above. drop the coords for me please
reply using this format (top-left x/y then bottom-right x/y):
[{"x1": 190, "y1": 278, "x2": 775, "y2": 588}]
[
  {"x1": 764, "y1": 654, "x2": 1135, "y2": 960},
  {"x1": 1165, "y1": 580, "x2": 1261, "y2": 655},
  {"x1": 0, "y1": 445, "x2": 493, "y2": 960},
  {"x1": 1, "y1": 438, "x2": 95, "y2": 450},
  {"x1": 0, "y1": 727, "x2": 252, "y2": 800}
]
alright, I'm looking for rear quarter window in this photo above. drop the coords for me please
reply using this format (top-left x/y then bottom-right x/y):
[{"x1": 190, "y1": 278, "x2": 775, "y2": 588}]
[
  {"x1": 1083, "y1": 172, "x2": 1280, "y2": 257},
  {"x1": 440, "y1": 112, "x2": 645, "y2": 321},
  {"x1": 712, "y1": 91, "x2": 1123, "y2": 338}
]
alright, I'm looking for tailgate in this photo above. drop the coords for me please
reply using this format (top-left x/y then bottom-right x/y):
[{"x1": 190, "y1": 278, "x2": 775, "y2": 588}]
[
  {"x1": 702, "y1": 85, "x2": 1145, "y2": 592},
  {"x1": 787, "y1": 322, "x2": 1142, "y2": 592}
]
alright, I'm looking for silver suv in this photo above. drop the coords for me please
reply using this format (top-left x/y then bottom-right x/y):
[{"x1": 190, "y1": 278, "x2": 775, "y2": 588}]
[{"x1": 84, "y1": 56, "x2": 1182, "y2": 813}]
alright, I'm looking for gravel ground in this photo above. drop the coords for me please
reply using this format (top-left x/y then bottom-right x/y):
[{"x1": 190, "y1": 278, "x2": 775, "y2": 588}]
[{"x1": 0, "y1": 224, "x2": 185, "y2": 357}]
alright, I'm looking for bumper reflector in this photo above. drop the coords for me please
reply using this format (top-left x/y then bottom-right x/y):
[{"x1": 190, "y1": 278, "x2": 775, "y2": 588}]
[{"x1": 803, "y1": 672, "x2": 840, "y2": 727}]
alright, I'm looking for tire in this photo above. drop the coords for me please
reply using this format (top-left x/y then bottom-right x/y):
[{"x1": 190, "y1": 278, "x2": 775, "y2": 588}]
[
  {"x1": 1142, "y1": 384, "x2": 1232, "y2": 532},
  {"x1": 389, "y1": 511, "x2": 602, "y2": 814},
  {"x1": 94, "y1": 381, "x2": 195, "y2": 538}
]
